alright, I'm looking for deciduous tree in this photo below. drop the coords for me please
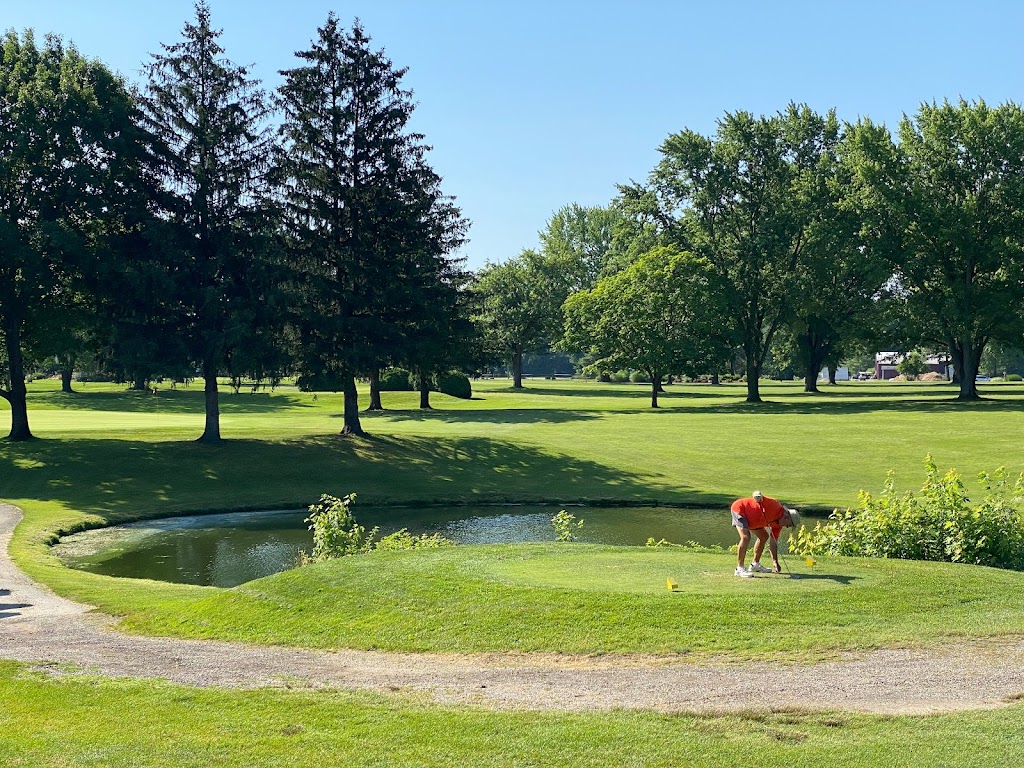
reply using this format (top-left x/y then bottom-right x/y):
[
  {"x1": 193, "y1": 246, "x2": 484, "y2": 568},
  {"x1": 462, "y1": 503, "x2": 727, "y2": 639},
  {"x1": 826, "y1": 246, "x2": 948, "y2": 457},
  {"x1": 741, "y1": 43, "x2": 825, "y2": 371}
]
[{"x1": 844, "y1": 100, "x2": 1024, "y2": 400}]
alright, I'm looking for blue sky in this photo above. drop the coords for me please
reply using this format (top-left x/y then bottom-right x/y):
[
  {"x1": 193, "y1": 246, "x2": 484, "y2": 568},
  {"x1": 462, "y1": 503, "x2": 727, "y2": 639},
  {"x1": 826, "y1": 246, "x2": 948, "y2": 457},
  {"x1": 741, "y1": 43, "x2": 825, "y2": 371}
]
[{"x1": 6, "y1": 1, "x2": 1023, "y2": 269}]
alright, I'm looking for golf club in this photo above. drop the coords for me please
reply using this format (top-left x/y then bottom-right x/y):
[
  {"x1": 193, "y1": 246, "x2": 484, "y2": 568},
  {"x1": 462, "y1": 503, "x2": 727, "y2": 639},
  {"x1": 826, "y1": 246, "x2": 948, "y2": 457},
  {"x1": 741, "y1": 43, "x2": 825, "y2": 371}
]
[{"x1": 769, "y1": 526, "x2": 798, "y2": 580}]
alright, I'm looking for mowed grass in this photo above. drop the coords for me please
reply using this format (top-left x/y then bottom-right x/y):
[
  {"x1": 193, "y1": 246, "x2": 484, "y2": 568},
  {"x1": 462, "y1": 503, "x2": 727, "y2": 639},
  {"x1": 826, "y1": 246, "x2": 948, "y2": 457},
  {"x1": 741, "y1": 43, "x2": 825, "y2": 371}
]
[
  {"x1": 114, "y1": 544, "x2": 1024, "y2": 658},
  {"x1": 3, "y1": 377, "x2": 1024, "y2": 658},
  {"x1": 3, "y1": 661, "x2": 1024, "y2": 767}
]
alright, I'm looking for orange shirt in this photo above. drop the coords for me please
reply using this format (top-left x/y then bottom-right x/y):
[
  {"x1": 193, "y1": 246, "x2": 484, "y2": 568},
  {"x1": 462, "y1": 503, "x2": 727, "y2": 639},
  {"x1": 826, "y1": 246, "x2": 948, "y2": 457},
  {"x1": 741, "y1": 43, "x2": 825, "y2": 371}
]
[{"x1": 731, "y1": 496, "x2": 786, "y2": 535}]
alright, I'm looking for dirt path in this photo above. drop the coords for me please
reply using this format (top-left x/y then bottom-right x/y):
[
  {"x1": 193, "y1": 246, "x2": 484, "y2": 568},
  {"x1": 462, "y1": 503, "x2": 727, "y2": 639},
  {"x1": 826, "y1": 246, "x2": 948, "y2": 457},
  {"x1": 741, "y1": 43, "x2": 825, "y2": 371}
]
[{"x1": 3, "y1": 502, "x2": 1023, "y2": 715}]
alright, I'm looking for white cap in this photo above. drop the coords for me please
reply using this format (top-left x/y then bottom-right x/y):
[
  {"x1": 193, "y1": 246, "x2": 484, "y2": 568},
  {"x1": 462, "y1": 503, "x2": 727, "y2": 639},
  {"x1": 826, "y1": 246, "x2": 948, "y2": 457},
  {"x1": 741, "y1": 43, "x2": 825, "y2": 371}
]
[{"x1": 752, "y1": 490, "x2": 763, "y2": 500}]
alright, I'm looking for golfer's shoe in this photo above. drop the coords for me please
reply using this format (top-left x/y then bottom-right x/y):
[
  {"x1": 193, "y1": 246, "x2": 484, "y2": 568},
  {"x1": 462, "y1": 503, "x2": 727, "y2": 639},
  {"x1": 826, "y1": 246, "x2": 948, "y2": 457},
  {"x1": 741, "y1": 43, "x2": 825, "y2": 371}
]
[
  {"x1": 734, "y1": 566, "x2": 753, "y2": 578},
  {"x1": 748, "y1": 562, "x2": 773, "y2": 574}
]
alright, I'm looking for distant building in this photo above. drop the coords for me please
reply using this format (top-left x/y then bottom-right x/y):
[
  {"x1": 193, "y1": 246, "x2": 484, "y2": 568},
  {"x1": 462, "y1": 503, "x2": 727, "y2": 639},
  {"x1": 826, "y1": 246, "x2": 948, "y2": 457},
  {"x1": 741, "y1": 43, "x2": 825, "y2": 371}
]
[
  {"x1": 874, "y1": 352, "x2": 952, "y2": 380},
  {"x1": 818, "y1": 366, "x2": 850, "y2": 381}
]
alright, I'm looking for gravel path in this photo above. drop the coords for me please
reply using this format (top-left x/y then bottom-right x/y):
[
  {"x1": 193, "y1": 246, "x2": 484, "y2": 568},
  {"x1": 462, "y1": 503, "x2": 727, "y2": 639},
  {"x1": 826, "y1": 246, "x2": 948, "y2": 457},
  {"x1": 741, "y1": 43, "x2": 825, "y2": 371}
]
[{"x1": 3, "y1": 502, "x2": 1024, "y2": 715}]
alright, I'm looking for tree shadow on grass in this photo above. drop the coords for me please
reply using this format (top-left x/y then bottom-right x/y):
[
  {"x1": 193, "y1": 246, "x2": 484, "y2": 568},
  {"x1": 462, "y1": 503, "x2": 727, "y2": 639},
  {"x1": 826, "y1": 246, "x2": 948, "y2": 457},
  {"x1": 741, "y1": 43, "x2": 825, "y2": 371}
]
[
  {"x1": 362, "y1": 408, "x2": 601, "y2": 425},
  {"x1": 1, "y1": 433, "x2": 725, "y2": 524},
  {"x1": 28, "y1": 388, "x2": 310, "y2": 415},
  {"x1": 485, "y1": 384, "x2": 728, "y2": 400}
]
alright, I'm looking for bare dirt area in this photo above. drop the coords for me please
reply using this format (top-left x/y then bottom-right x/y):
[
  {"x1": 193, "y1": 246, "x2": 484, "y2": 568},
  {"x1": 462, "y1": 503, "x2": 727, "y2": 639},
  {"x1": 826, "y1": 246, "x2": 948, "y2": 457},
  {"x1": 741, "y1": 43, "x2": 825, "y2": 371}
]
[{"x1": 3, "y1": 502, "x2": 1023, "y2": 714}]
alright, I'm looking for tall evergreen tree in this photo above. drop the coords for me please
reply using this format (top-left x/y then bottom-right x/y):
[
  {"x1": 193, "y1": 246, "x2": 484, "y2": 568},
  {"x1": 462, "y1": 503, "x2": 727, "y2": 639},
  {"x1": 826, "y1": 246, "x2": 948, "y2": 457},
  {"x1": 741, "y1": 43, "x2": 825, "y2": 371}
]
[
  {"x1": 0, "y1": 31, "x2": 149, "y2": 439},
  {"x1": 277, "y1": 15, "x2": 465, "y2": 436},
  {"x1": 141, "y1": 2, "x2": 277, "y2": 443}
]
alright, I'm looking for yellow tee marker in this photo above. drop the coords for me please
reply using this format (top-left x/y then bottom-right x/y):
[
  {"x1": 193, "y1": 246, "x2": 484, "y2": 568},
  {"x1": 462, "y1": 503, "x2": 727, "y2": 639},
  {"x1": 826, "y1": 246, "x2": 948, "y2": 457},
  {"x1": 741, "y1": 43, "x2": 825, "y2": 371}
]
[
  {"x1": 805, "y1": 556, "x2": 816, "y2": 567},
  {"x1": 666, "y1": 578, "x2": 678, "y2": 591}
]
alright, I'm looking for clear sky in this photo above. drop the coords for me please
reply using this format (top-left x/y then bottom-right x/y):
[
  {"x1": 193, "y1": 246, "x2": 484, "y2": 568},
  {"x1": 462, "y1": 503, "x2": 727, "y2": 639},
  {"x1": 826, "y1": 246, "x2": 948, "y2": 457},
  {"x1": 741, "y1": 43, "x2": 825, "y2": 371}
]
[{"x1": 5, "y1": 1, "x2": 1024, "y2": 269}]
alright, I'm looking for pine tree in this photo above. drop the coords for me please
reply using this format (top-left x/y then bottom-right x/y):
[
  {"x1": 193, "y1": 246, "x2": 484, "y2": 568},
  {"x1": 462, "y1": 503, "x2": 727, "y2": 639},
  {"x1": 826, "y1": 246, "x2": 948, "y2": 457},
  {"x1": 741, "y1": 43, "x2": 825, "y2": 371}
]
[
  {"x1": 277, "y1": 15, "x2": 466, "y2": 435},
  {"x1": 141, "y1": 2, "x2": 277, "y2": 443}
]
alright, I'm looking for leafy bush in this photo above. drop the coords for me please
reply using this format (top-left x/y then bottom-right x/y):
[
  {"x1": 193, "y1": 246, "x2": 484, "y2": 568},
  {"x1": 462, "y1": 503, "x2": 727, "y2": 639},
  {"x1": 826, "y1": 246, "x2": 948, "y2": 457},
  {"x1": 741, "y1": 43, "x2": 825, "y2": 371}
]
[
  {"x1": 598, "y1": 372, "x2": 612, "y2": 382},
  {"x1": 436, "y1": 370, "x2": 472, "y2": 399},
  {"x1": 303, "y1": 493, "x2": 377, "y2": 562},
  {"x1": 610, "y1": 369, "x2": 630, "y2": 383},
  {"x1": 296, "y1": 373, "x2": 345, "y2": 392},
  {"x1": 1006, "y1": 373, "x2": 1023, "y2": 382},
  {"x1": 373, "y1": 529, "x2": 455, "y2": 551},
  {"x1": 551, "y1": 509, "x2": 584, "y2": 542},
  {"x1": 379, "y1": 368, "x2": 413, "y2": 391},
  {"x1": 629, "y1": 371, "x2": 650, "y2": 383},
  {"x1": 790, "y1": 456, "x2": 1024, "y2": 570},
  {"x1": 303, "y1": 494, "x2": 454, "y2": 563}
]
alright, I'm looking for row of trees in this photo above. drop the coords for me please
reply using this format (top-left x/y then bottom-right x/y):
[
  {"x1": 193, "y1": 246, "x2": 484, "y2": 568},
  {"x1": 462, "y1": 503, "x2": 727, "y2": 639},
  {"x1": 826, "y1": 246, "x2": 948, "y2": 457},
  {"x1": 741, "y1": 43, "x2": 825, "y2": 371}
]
[
  {"x1": 475, "y1": 101, "x2": 1024, "y2": 406},
  {"x1": 0, "y1": 5, "x2": 469, "y2": 442}
]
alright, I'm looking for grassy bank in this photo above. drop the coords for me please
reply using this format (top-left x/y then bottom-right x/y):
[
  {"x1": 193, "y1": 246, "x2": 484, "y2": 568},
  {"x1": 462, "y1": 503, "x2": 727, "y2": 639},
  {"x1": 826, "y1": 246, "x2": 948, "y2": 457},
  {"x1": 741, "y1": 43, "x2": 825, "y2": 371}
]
[{"x1": 2, "y1": 661, "x2": 1023, "y2": 767}]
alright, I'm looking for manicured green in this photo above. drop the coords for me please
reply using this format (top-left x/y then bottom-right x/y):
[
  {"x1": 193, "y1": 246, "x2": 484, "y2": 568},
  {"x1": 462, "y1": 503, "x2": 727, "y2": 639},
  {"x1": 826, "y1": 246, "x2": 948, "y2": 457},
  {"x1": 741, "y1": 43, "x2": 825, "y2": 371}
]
[
  {"x1": 4, "y1": 378, "x2": 1024, "y2": 658},
  {"x1": 1, "y1": 661, "x2": 1023, "y2": 767},
  {"x1": 111, "y1": 544, "x2": 1024, "y2": 658}
]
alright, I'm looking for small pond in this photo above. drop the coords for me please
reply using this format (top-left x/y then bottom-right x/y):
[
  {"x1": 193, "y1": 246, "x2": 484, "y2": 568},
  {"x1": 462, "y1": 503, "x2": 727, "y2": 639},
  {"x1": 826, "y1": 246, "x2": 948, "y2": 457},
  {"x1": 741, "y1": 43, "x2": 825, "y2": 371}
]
[{"x1": 55, "y1": 505, "x2": 822, "y2": 588}]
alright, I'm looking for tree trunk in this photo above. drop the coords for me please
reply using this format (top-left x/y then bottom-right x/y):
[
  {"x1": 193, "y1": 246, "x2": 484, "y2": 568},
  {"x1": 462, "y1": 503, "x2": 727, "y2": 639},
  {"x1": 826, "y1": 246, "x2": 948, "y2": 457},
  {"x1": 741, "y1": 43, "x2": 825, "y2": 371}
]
[
  {"x1": 366, "y1": 368, "x2": 383, "y2": 411},
  {"x1": 650, "y1": 374, "x2": 661, "y2": 408},
  {"x1": 60, "y1": 361, "x2": 74, "y2": 394},
  {"x1": 828, "y1": 366, "x2": 837, "y2": 385},
  {"x1": 512, "y1": 349, "x2": 524, "y2": 389},
  {"x1": 951, "y1": 338, "x2": 984, "y2": 401},
  {"x1": 340, "y1": 372, "x2": 366, "y2": 436},
  {"x1": 654, "y1": 378, "x2": 666, "y2": 393},
  {"x1": 711, "y1": 371, "x2": 720, "y2": 385},
  {"x1": 131, "y1": 372, "x2": 149, "y2": 391},
  {"x1": 198, "y1": 359, "x2": 222, "y2": 443},
  {"x1": 803, "y1": 368, "x2": 820, "y2": 394},
  {"x1": 418, "y1": 372, "x2": 432, "y2": 410},
  {"x1": 744, "y1": 348, "x2": 762, "y2": 403},
  {"x1": 2, "y1": 316, "x2": 32, "y2": 440}
]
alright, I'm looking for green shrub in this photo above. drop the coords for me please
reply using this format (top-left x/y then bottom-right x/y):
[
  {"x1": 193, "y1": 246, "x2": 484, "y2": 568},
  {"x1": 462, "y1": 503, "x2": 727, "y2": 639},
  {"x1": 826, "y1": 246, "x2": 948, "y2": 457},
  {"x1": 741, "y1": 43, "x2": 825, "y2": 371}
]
[
  {"x1": 373, "y1": 529, "x2": 455, "y2": 551},
  {"x1": 629, "y1": 371, "x2": 650, "y2": 383},
  {"x1": 379, "y1": 368, "x2": 413, "y2": 391},
  {"x1": 551, "y1": 509, "x2": 584, "y2": 542},
  {"x1": 303, "y1": 494, "x2": 377, "y2": 562},
  {"x1": 790, "y1": 456, "x2": 1024, "y2": 570},
  {"x1": 303, "y1": 494, "x2": 455, "y2": 562},
  {"x1": 296, "y1": 373, "x2": 345, "y2": 392},
  {"x1": 436, "y1": 370, "x2": 472, "y2": 399},
  {"x1": 598, "y1": 372, "x2": 611, "y2": 382},
  {"x1": 610, "y1": 369, "x2": 630, "y2": 383},
  {"x1": 1006, "y1": 373, "x2": 1023, "y2": 382}
]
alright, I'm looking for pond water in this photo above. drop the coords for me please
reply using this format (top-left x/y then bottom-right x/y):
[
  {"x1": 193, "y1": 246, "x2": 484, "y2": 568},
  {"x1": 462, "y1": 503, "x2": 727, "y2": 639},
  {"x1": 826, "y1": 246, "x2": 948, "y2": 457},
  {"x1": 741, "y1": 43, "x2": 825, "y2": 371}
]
[{"x1": 54, "y1": 505, "x2": 821, "y2": 588}]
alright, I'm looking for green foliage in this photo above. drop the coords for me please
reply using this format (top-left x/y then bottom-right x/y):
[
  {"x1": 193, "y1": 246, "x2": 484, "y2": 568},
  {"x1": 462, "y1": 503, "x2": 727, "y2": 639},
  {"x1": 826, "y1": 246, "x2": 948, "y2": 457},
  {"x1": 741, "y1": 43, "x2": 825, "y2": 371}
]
[
  {"x1": 436, "y1": 370, "x2": 472, "y2": 399},
  {"x1": 562, "y1": 247, "x2": 732, "y2": 406},
  {"x1": 296, "y1": 373, "x2": 346, "y2": 392},
  {"x1": 303, "y1": 494, "x2": 377, "y2": 562},
  {"x1": 640, "y1": 105, "x2": 841, "y2": 402},
  {"x1": 372, "y1": 529, "x2": 455, "y2": 551},
  {"x1": 551, "y1": 509, "x2": 584, "y2": 542},
  {"x1": 303, "y1": 493, "x2": 455, "y2": 561},
  {"x1": 629, "y1": 371, "x2": 650, "y2": 383},
  {"x1": 609, "y1": 369, "x2": 631, "y2": 383},
  {"x1": 844, "y1": 100, "x2": 1024, "y2": 399},
  {"x1": 379, "y1": 368, "x2": 413, "y2": 391},
  {"x1": 1007, "y1": 373, "x2": 1023, "y2": 382},
  {"x1": 791, "y1": 456, "x2": 1024, "y2": 570},
  {"x1": 645, "y1": 538, "x2": 726, "y2": 552},
  {"x1": 897, "y1": 351, "x2": 928, "y2": 380}
]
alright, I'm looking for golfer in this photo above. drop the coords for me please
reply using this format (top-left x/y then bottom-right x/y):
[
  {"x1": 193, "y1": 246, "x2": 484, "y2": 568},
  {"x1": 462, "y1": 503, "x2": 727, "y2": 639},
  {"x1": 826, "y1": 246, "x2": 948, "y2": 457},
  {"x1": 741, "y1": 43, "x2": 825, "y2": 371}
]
[{"x1": 730, "y1": 491, "x2": 796, "y2": 577}]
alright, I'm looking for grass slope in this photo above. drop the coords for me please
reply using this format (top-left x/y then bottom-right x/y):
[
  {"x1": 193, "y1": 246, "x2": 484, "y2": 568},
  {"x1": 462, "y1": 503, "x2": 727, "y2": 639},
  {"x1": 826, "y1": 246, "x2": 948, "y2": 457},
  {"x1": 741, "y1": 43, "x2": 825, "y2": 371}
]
[
  {"x1": 2, "y1": 662, "x2": 1024, "y2": 767},
  {"x1": 114, "y1": 545, "x2": 1024, "y2": 658}
]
